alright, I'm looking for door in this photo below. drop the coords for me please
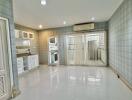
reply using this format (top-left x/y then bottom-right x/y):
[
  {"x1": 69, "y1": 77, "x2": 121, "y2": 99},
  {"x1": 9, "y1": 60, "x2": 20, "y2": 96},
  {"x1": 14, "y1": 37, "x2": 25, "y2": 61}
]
[
  {"x1": 66, "y1": 32, "x2": 107, "y2": 66},
  {"x1": 48, "y1": 36, "x2": 59, "y2": 65},
  {"x1": 88, "y1": 41, "x2": 97, "y2": 60},
  {"x1": 66, "y1": 34, "x2": 84, "y2": 65},
  {"x1": 84, "y1": 33, "x2": 100, "y2": 65},
  {"x1": 0, "y1": 17, "x2": 11, "y2": 99}
]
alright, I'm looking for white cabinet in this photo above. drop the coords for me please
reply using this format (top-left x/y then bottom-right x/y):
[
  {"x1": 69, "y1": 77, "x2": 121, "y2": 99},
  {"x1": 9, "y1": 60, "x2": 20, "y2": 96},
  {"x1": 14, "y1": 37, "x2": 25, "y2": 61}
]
[
  {"x1": 29, "y1": 32, "x2": 34, "y2": 39},
  {"x1": 24, "y1": 55, "x2": 39, "y2": 70},
  {"x1": 15, "y1": 30, "x2": 23, "y2": 38},
  {"x1": 15, "y1": 30, "x2": 19, "y2": 38},
  {"x1": 17, "y1": 57, "x2": 24, "y2": 74},
  {"x1": 22, "y1": 31, "x2": 29, "y2": 39},
  {"x1": 31, "y1": 55, "x2": 39, "y2": 68},
  {"x1": 15, "y1": 29, "x2": 34, "y2": 39}
]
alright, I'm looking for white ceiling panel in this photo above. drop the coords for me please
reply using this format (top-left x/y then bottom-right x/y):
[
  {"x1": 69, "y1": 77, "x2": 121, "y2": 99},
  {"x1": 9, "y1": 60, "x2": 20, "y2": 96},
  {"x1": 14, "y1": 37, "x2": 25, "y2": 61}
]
[{"x1": 13, "y1": 0, "x2": 123, "y2": 29}]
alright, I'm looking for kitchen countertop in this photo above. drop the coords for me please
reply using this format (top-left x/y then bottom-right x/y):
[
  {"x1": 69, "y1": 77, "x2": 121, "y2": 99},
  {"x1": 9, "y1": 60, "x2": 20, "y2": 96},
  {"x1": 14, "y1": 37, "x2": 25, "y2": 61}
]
[{"x1": 17, "y1": 53, "x2": 37, "y2": 57}]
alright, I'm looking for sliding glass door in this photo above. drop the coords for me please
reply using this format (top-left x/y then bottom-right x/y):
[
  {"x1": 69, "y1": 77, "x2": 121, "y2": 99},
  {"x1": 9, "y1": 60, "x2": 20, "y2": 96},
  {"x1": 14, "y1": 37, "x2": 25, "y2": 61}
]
[
  {"x1": 66, "y1": 34, "x2": 84, "y2": 65},
  {"x1": 66, "y1": 31, "x2": 107, "y2": 66}
]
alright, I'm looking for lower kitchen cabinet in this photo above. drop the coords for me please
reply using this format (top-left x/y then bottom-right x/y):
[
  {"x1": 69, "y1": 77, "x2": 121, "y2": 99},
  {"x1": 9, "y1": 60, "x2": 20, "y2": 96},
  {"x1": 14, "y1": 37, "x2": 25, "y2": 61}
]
[
  {"x1": 17, "y1": 57, "x2": 24, "y2": 74},
  {"x1": 23, "y1": 55, "x2": 39, "y2": 70},
  {"x1": 17, "y1": 55, "x2": 39, "y2": 75}
]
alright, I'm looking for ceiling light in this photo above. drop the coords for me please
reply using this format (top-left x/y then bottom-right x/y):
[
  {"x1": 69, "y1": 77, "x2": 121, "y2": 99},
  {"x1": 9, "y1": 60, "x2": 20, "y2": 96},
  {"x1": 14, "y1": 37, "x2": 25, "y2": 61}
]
[
  {"x1": 39, "y1": 25, "x2": 43, "y2": 29},
  {"x1": 91, "y1": 17, "x2": 95, "y2": 21},
  {"x1": 63, "y1": 21, "x2": 66, "y2": 25},
  {"x1": 41, "y1": 0, "x2": 46, "y2": 6}
]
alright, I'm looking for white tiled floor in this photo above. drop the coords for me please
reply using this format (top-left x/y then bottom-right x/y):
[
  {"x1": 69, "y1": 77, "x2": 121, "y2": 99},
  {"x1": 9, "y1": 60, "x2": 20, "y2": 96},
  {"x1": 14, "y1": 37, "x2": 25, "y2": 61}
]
[
  {"x1": 85, "y1": 60, "x2": 105, "y2": 66},
  {"x1": 13, "y1": 66, "x2": 132, "y2": 100}
]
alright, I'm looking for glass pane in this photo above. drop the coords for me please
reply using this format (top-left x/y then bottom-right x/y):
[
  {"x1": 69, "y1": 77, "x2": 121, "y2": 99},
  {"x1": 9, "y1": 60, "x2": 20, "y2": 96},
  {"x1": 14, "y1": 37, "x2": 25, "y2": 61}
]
[{"x1": 66, "y1": 32, "x2": 106, "y2": 66}]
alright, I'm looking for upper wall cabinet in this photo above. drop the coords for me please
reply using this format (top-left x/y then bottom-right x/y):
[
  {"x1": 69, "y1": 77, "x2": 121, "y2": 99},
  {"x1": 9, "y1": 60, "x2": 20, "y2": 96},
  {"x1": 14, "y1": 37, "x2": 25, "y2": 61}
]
[
  {"x1": 15, "y1": 30, "x2": 23, "y2": 38},
  {"x1": 29, "y1": 32, "x2": 34, "y2": 39},
  {"x1": 15, "y1": 29, "x2": 34, "y2": 39},
  {"x1": 23, "y1": 31, "x2": 29, "y2": 39}
]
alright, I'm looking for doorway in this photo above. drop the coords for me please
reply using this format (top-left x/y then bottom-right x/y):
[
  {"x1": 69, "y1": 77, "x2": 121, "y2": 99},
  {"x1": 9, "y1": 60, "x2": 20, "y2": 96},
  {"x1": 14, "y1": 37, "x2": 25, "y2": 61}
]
[
  {"x1": 0, "y1": 17, "x2": 12, "y2": 99},
  {"x1": 48, "y1": 36, "x2": 59, "y2": 65},
  {"x1": 66, "y1": 31, "x2": 107, "y2": 66}
]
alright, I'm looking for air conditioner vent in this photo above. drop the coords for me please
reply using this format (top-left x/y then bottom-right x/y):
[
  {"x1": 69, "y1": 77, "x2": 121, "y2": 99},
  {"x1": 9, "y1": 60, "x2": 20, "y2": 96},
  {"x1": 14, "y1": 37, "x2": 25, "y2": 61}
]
[{"x1": 73, "y1": 23, "x2": 95, "y2": 32}]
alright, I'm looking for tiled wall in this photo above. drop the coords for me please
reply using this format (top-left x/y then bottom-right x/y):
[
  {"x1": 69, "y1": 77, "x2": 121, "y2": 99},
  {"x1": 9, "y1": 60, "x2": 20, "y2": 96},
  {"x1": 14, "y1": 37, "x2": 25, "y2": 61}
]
[
  {"x1": 109, "y1": 0, "x2": 132, "y2": 86},
  {"x1": 38, "y1": 22, "x2": 108, "y2": 65},
  {"x1": 0, "y1": 0, "x2": 19, "y2": 96},
  {"x1": 38, "y1": 26, "x2": 72, "y2": 65},
  {"x1": 15, "y1": 24, "x2": 39, "y2": 54}
]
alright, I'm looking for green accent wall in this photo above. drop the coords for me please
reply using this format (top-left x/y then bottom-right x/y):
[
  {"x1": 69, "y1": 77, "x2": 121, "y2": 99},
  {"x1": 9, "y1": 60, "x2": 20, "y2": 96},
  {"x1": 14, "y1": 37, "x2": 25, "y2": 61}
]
[
  {"x1": 0, "y1": 0, "x2": 20, "y2": 97},
  {"x1": 109, "y1": 0, "x2": 132, "y2": 87}
]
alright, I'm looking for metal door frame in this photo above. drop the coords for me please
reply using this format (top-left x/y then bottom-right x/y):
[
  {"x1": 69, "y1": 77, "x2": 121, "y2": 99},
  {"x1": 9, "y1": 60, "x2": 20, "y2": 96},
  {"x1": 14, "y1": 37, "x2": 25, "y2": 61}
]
[{"x1": 65, "y1": 31, "x2": 107, "y2": 66}]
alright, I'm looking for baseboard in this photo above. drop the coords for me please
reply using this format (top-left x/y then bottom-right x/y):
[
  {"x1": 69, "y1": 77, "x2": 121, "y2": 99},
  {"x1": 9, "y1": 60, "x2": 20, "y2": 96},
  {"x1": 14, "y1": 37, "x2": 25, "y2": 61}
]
[
  {"x1": 110, "y1": 66, "x2": 132, "y2": 91},
  {"x1": 9, "y1": 87, "x2": 21, "y2": 99},
  {"x1": 65, "y1": 64, "x2": 107, "y2": 67}
]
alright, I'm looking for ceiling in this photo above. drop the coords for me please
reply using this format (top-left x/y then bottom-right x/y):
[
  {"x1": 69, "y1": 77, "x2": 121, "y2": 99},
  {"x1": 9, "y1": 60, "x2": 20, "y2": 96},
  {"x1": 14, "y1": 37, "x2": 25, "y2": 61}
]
[{"x1": 13, "y1": 0, "x2": 123, "y2": 30}]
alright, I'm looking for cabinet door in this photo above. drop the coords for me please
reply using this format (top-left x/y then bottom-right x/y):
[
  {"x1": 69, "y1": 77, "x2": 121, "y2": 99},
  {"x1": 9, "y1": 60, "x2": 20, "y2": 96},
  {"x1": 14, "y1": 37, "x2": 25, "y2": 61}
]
[
  {"x1": 33, "y1": 55, "x2": 37, "y2": 68},
  {"x1": 17, "y1": 58, "x2": 24, "y2": 74},
  {"x1": 18, "y1": 30, "x2": 23, "y2": 38},
  {"x1": 0, "y1": 18, "x2": 11, "y2": 99},
  {"x1": 35, "y1": 55, "x2": 39, "y2": 67},
  {"x1": 15, "y1": 30, "x2": 23, "y2": 38},
  {"x1": 15, "y1": 30, "x2": 19, "y2": 38},
  {"x1": 22, "y1": 31, "x2": 29, "y2": 39},
  {"x1": 29, "y1": 33, "x2": 34, "y2": 39},
  {"x1": 28, "y1": 56, "x2": 33, "y2": 69}
]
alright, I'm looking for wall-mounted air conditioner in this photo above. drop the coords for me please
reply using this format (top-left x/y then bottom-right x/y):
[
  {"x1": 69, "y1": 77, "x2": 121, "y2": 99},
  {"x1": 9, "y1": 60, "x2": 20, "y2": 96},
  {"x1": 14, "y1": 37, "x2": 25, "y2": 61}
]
[{"x1": 73, "y1": 23, "x2": 95, "y2": 32}]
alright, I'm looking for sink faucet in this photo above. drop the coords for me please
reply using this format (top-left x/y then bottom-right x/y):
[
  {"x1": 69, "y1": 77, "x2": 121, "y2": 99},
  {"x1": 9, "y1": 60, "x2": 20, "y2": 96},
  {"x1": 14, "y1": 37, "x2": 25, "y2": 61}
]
[{"x1": 28, "y1": 49, "x2": 31, "y2": 55}]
